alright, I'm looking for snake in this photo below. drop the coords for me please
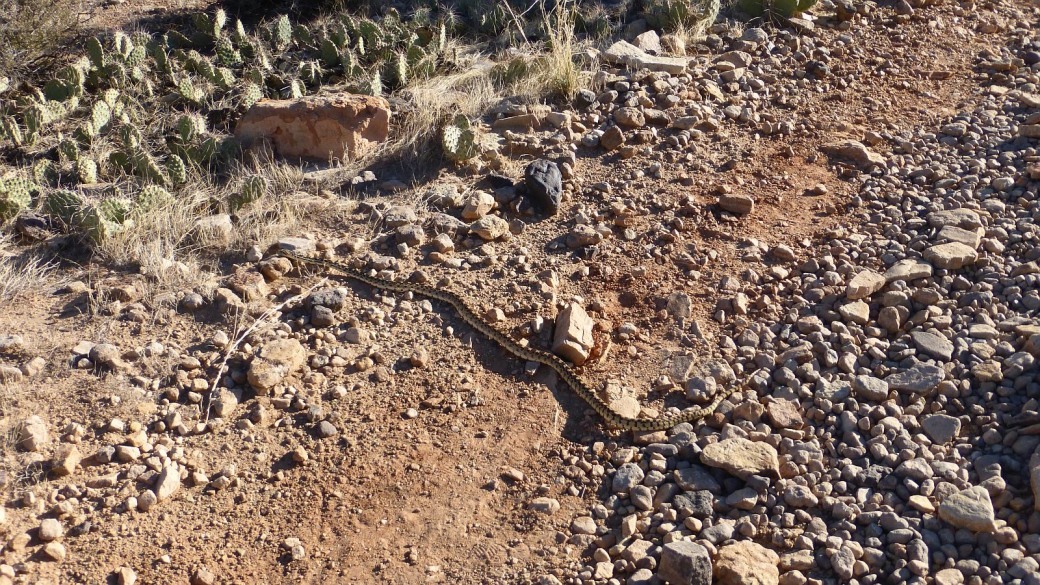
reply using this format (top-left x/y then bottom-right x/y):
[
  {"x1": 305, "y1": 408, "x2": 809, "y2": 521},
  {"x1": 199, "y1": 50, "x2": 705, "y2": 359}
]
[{"x1": 278, "y1": 249, "x2": 736, "y2": 431}]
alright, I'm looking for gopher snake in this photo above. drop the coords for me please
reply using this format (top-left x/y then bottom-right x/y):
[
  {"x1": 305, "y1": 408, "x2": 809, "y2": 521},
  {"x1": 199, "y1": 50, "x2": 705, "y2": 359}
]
[{"x1": 279, "y1": 250, "x2": 735, "y2": 431}]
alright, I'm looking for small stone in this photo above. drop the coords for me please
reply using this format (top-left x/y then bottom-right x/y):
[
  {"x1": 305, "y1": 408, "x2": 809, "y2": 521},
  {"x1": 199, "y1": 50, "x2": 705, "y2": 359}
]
[
  {"x1": 191, "y1": 568, "x2": 216, "y2": 585},
  {"x1": 700, "y1": 438, "x2": 779, "y2": 479},
  {"x1": 922, "y1": 414, "x2": 961, "y2": 444},
  {"x1": 820, "y1": 140, "x2": 884, "y2": 168},
  {"x1": 885, "y1": 259, "x2": 934, "y2": 282},
  {"x1": 116, "y1": 567, "x2": 138, "y2": 585},
  {"x1": 552, "y1": 303, "x2": 594, "y2": 366},
  {"x1": 923, "y1": 242, "x2": 978, "y2": 269},
  {"x1": 461, "y1": 191, "x2": 495, "y2": 220},
  {"x1": 910, "y1": 330, "x2": 954, "y2": 361},
  {"x1": 51, "y1": 444, "x2": 82, "y2": 477},
  {"x1": 886, "y1": 363, "x2": 945, "y2": 394},
  {"x1": 528, "y1": 497, "x2": 560, "y2": 515},
  {"x1": 155, "y1": 465, "x2": 182, "y2": 502},
  {"x1": 524, "y1": 160, "x2": 563, "y2": 215},
  {"x1": 839, "y1": 300, "x2": 870, "y2": 325},
  {"x1": 247, "y1": 338, "x2": 307, "y2": 392},
  {"x1": 18, "y1": 415, "x2": 48, "y2": 452},
  {"x1": 316, "y1": 421, "x2": 338, "y2": 438},
  {"x1": 934, "y1": 568, "x2": 965, "y2": 585},
  {"x1": 714, "y1": 540, "x2": 780, "y2": 585},
  {"x1": 846, "y1": 270, "x2": 886, "y2": 300},
  {"x1": 612, "y1": 463, "x2": 645, "y2": 492},
  {"x1": 470, "y1": 215, "x2": 509, "y2": 240},
  {"x1": 42, "y1": 542, "x2": 66, "y2": 562},
  {"x1": 38, "y1": 519, "x2": 63, "y2": 541},
  {"x1": 600, "y1": 126, "x2": 625, "y2": 151},
  {"x1": 939, "y1": 486, "x2": 996, "y2": 532},
  {"x1": 659, "y1": 541, "x2": 711, "y2": 585},
  {"x1": 570, "y1": 517, "x2": 597, "y2": 535},
  {"x1": 719, "y1": 194, "x2": 754, "y2": 215}
]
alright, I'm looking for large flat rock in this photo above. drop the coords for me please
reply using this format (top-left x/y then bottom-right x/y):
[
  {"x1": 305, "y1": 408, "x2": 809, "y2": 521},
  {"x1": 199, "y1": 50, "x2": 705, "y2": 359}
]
[{"x1": 235, "y1": 93, "x2": 390, "y2": 161}]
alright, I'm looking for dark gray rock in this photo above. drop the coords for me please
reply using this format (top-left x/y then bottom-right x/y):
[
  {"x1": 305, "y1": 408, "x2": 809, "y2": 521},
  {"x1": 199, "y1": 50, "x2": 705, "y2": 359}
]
[
  {"x1": 308, "y1": 288, "x2": 348, "y2": 312},
  {"x1": 886, "y1": 363, "x2": 945, "y2": 394},
  {"x1": 910, "y1": 330, "x2": 954, "y2": 361},
  {"x1": 658, "y1": 541, "x2": 711, "y2": 585},
  {"x1": 523, "y1": 159, "x2": 563, "y2": 214}
]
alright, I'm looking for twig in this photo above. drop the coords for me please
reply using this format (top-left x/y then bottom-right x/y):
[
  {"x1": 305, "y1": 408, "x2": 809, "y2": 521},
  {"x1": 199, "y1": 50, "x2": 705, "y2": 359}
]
[{"x1": 202, "y1": 278, "x2": 327, "y2": 423}]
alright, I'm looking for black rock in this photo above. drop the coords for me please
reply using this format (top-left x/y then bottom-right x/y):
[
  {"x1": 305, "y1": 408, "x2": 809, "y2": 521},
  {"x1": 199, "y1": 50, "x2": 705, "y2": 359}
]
[
  {"x1": 523, "y1": 159, "x2": 562, "y2": 215},
  {"x1": 574, "y1": 89, "x2": 597, "y2": 110}
]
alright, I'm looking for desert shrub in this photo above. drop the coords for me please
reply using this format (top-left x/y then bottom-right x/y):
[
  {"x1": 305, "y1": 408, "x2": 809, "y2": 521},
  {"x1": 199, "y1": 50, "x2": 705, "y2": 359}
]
[{"x1": 0, "y1": 0, "x2": 82, "y2": 78}]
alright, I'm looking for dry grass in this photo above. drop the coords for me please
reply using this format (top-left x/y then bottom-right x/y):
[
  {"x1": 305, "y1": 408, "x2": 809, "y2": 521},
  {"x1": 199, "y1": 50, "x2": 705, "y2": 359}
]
[
  {"x1": 0, "y1": 235, "x2": 65, "y2": 302},
  {"x1": 0, "y1": 0, "x2": 83, "y2": 79}
]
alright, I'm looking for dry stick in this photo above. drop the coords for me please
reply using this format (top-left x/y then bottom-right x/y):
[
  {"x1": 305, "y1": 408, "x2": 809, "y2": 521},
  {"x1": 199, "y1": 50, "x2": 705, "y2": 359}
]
[{"x1": 202, "y1": 278, "x2": 328, "y2": 423}]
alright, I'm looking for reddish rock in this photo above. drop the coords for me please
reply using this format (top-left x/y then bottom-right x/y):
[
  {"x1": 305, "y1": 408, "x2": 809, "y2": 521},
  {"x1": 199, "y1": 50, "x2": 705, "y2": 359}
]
[{"x1": 235, "y1": 94, "x2": 390, "y2": 161}]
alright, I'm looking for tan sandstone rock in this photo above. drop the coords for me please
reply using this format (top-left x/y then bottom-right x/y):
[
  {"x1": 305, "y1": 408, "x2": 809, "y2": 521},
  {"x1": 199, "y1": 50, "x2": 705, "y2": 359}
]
[
  {"x1": 247, "y1": 338, "x2": 307, "y2": 392},
  {"x1": 235, "y1": 94, "x2": 390, "y2": 161},
  {"x1": 714, "y1": 540, "x2": 780, "y2": 585}
]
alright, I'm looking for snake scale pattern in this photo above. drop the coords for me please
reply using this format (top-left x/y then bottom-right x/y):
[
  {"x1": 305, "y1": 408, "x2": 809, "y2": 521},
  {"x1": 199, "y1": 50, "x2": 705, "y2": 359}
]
[{"x1": 279, "y1": 250, "x2": 736, "y2": 431}]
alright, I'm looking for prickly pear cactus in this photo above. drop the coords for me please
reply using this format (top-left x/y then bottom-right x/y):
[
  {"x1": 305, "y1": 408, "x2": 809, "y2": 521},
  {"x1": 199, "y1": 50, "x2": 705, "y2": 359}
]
[
  {"x1": 241, "y1": 83, "x2": 263, "y2": 110},
  {"x1": 45, "y1": 189, "x2": 83, "y2": 227},
  {"x1": 79, "y1": 205, "x2": 124, "y2": 244},
  {"x1": 441, "y1": 114, "x2": 479, "y2": 163},
  {"x1": 0, "y1": 179, "x2": 32, "y2": 223},
  {"x1": 136, "y1": 184, "x2": 173, "y2": 211},
  {"x1": 216, "y1": 38, "x2": 242, "y2": 67},
  {"x1": 166, "y1": 154, "x2": 187, "y2": 186},
  {"x1": 77, "y1": 158, "x2": 99, "y2": 184},
  {"x1": 241, "y1": 175, "x2": 267, "y2": 203},
  {"x1": 87, "y1": 37, "x2": 105, "y2": 69},
  {"x1": 99, "y1": 197, "x2": 133, "y2": 224},
  {"x1": 177, "y1": 114, "x2": 206, "y2": 143},
  {"x1": 273, "y1": 15, "x2": 292, "y2": 50},
  {"x1": 34, "y1": 160, "x2": 59, "y2": 187}
]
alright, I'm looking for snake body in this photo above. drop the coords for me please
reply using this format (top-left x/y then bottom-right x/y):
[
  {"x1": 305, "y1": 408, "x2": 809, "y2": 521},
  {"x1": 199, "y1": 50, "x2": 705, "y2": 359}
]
[{"x1": 279, "y1": 250, "x2": 734, "y2": 431}]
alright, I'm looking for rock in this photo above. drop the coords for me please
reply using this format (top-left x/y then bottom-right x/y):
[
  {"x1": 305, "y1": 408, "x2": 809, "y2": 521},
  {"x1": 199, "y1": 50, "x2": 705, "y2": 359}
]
[
  {"x1": 191, "y1": 568, "x2": 217, "y2": 585},
  {"x1": 666, "y1": 292, "x2": 692, "y2": 318},
  {"x1": 719, "y1": 194, "x2": 754, "y2": 215},
  {"x1": 886, "y1": 363, "x2": 945, "y2": 394},
  {"x1": 839, "y1": 300, "x2": 870, "y2": 325},
  {"x1": 922, "y1": 414, "x2": 961, "y2": 444},
  {"x1": 247, "y1": 338, "x2": 306, "y2": 392},
  {"x1": 316, "y1": 420, "x2": 338, "y2": 438},
  {"x1": 51, "y1": 444, "x2": 81, "y2": 477},
  {"x1": 910, "y1": 330, "x2": 954, "y2": 361},
  {"x1": 766, "y1": 399, "x2": 802, "y2": 429},
  {"x1": 211, "y1": 388, "x2": 240, "y2": 419},
  {"x1": 661, "y1": 33, "x2": 686, "y2": 55},
  {"x1": 18, "y1": 415, "x2": 48, "y2": 452},
  {"x1": 659, "y1": 541, "x2": 711, "y2": 585},
  {"x1": 602, "y1": 40, "x2": 688, "y2": 73},
  {"x1": 939, "y1": 486, "x2": 996, "y2": 532},
  {"x1": 276, "y1": 237, "x2": 315, "y2": 253},
  {"x1": 972, "y1": 360, "x2": 1003, "y2": 382},
  {"x1": 674, "y1": 466, "x2": 721, "y2": 493},
  {"x1": 846, "y1": 269, "x2": 886, "y2": 300},
  {"x1": 0, "y1": 334, "x2": 23, "y2": 351},
  {"x1": 553, "y1": 303, "x2": 594, "y2": 366},
  {"x1": 566, "y1": 224, "x2": 602, "y2": 248},
  {"x1": 528, "y1": 497, "x2": 560, "y2": 515},
  {"x1": 1031, "y1": 451, "x2": 1040, "y2": 512},
  {"x1": 714, "y1": 541, "x2": 780, "y2": 585},
  {"x1": 927, "y1": 208, "x2": 982, "y2": 229},
  {"x1": 38, "y1": 518, "x2": 63, "y2": 541},
  {"x1": 632, "y1": 30, "x2": 663, "y2": 53},
  {"x1": 615, "y1": 107, "x2": 645, "y2": 127},
  {"x1": 154, "y1": 465, "x2": 182, "y2": 502},
  {"x1": 384, "y1": 205, "x2": 417, "y2": 227},
  {"x1": 613, "y1": 463, "x2": 645, "y2": 492},
  {"x1": 89, "y1": 343, "x2": 127, "y2": 370},
  {"x1": 194, "y1": 214, "x2": 233, "y2": 243},
  {"x1": 462, "y1": 191, "x2": 495, "y2": 220},
  {"x1": 116, "y1": 567, "x2": 138, "y2": 585},
  {"x1": 137, "y1": 490, "x2": 158, "y2": 511},
  {"x1": 42, "y1": 542, "x2": 66, "y2": 562},
  {"x1": 226, "y1": 270, "x2": 269, "y2": 302},
  {"x1": 524, "y1": 160, "x2": 562, "y2": 214},
  {"x1": 923, "y1": 242, "x2": 978, "y2": 269},
  {"x1": 308, "y1": 288, "x2": 348, "y2": 312},
  {"x1": 0, "y1": 365, "x2": 23, "y2": 383},
  {"x1": 700, "y1": 438, "x2": 779, "y2": 479},
  {"x1": 934, "y1": 568, "x2": 965, "y2": 585},
  {"x1": 937, "y1": 225, "x2": 982, "y2": 249},
  {"x1": 235, "y1": 93, "x2": 390, "y2": 161},
  {"x1": 570, "y1": 517, "x2": 597, "y2": 535},
  {"x1": 470, "y1": 215, "x2": 510, "y2": 240},
  {"x1": 885, "y1": 258, "x2": 934, "y2": 282},
  {"x1": 820, "y1": 140, "x2": 885, "y2": 168},
  {"x1": 600, "y1": 126, "x2": 625, "y2": 151}
]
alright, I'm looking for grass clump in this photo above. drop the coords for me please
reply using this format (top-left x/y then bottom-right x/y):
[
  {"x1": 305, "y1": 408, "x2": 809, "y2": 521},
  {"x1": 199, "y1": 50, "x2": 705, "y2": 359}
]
[{"x1": 0, "y1": 0, "x2": 82, "y2": 80}]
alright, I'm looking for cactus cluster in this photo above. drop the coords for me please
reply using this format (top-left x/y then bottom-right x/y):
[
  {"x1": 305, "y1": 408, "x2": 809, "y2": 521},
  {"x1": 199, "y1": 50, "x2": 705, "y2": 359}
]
[
  {"x1": 441, "y1": 114, "x2": 481, "y2": 163},
  {"x1": 0, "y1": 7, "x2": 459, "y2": 240}
]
